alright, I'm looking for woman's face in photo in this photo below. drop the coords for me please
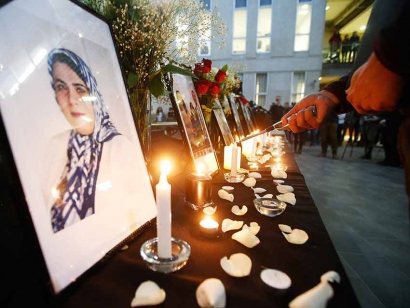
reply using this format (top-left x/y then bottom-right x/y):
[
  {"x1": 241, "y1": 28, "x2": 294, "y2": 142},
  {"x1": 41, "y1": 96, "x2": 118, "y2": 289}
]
[{"x1": 52, "y1": 62, "x2": 95, "y2": 135}]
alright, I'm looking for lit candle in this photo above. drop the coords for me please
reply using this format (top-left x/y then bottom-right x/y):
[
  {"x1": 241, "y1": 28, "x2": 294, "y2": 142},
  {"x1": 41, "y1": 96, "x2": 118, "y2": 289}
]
[
  {"x1": 251, "y1": 137, "x2": 257, "y2": 158},
  {"x1": 156, "y1": 160, "x2": 172, "y2": 258},
  {"x1": 224, "y1": 144, "x2": 241, "y2": 170},
  {"x1": 230, "y1": 142, "x2": 238, "y2": 177},
  {"x1": 185, "y1": 164, "x2": 212, "y2": 210},
  {"x1": 199, "y1": 216, "x2": 219, "y2": 238}
]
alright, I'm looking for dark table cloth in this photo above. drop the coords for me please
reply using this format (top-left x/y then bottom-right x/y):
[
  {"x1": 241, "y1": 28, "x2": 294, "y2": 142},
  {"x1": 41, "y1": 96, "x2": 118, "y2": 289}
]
[{"x1": 55, "y1": 133, "x2": 360, "y2": 307}]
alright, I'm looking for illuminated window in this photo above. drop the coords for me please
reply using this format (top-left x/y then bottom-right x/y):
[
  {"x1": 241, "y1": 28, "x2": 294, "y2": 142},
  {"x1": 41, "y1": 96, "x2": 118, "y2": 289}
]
[
  {"x1": 291, "y1": 72, "x2": 305, "y2": 103},
  {"x1": 294, "y1": 0, "x2": 312, "y2": 52},
  {"x1": 233, "y1": 0, "x2": 247, "y2": 54},
  {"x1": 257, "y1": 0, "x2": 272, "y2": 53},
  {"x1": 256, "y1": 73, "x2": 268, "y2": 107}
]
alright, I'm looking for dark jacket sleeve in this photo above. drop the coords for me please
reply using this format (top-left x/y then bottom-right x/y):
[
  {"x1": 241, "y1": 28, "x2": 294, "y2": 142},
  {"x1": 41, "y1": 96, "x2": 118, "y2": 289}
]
[{"x1": 322, "y1": 75, "x2": 354, "y2": 114}]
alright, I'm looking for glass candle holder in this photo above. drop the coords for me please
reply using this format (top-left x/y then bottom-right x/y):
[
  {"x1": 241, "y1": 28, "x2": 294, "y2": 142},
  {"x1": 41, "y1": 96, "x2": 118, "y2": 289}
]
[{"x1": 185, "y1": 172, "x2": 213, "y2": 210}]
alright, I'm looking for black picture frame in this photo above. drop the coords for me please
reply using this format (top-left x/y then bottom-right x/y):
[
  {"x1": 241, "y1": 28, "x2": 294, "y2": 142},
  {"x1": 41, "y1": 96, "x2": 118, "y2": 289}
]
[
  {"x1": 169, "y1": 74, "x2": 220, "y2": 176},
  {"x1": 0, "y1": 0, "x2": 157, "y2": 295}
]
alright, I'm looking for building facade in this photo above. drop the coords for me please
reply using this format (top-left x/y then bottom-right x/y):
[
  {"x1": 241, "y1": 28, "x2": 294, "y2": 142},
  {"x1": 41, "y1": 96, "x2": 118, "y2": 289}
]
[{"x1": 202, "y1": 0, "x2": 327, "y2": 109}]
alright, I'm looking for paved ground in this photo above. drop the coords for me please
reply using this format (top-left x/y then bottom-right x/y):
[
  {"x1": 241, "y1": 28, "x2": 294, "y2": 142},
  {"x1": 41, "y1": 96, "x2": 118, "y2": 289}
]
[{"x1": 294, "y1": 143, "x2": 409, "y2": 308}]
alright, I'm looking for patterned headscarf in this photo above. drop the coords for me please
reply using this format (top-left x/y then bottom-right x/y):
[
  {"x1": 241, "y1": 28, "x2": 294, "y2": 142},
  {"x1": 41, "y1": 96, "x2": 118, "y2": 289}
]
[{"x1": 47, "y1": 48, "x2": 120, "y2": 233}]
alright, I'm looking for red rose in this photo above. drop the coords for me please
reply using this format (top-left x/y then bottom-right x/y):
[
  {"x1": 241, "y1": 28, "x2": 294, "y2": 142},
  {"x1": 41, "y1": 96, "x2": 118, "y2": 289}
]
[
  {"x1": 195, "y1": 79, "x2": 211, "y2": 95},
  {"x1": 194, "y1": 64, "x2": 202, "y2": 76},
  {"x1": 202, "y1": 65, "x2": 212, "y2": 73},
  {"x1": 202, "y1": 58, "x2": 212, "y2": 68},
  {"x1": 208, "y1": 82, "x2": 220, "y2": 95},
  {"x1": 214, "y1": 70, "x2": 227, "y2": 83}
]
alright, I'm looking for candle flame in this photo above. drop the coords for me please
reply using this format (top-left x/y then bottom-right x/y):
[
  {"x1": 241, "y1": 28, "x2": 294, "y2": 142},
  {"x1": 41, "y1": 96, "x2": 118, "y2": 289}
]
[
  {"x1": 160, "y1": 160, "x2": 171, "y2": 175},
  {"x1": 197, "y1": 163, "x2": 204, "y2": 174},
  {"x1": 51, "y1": 187, "x2": 59, "y2": 199}
]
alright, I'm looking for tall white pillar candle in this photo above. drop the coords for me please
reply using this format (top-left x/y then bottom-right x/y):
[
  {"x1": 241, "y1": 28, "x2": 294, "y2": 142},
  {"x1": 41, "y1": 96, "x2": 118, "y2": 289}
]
[
  {"x1": 156, "y1": 161, "x2": 172, "y2": 258},
  {"x1": 230, "y1": 143, "x2": 238, "y2": 177},
  {"x1": 223, "y1": 145, "x2": 232, "y2": 170}
]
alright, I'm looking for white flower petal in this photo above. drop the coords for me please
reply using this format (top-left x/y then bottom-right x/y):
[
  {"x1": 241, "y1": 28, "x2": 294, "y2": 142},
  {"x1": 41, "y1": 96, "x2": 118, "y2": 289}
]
[
  {"x1": 203, "y1": 206, "x2": 217, "y2": 215},
  {"x1": 242, "y1": 222, "x2": 260, "y2": 235},
  {"x1": 221, "y1": 219, "x2": 244, "y2": 232},
  {"x1": 273, "y1": 180, "x2": 285, "y2": 184},
  {"x1": 282, "y1": 228, "x2": 309, "y2": 245},
  {"x1": 131, "y1": 281, "x2": 166, "y2": 307},
  {"x1": 278, "y1": 224, "x2": 292, "y2": 234},
  {"x1": 222, "y1": 186, "x2": 234, "y2": 191},
  {"x1": 243, "y1": 177, "x2": 256, "y2": 187},
  {"x1": 271, "y1": 170, "x2": 287, "y2": 179},
  {"x1": 277, "y1": 184, "x2": 294, "y2": 194},
  {"x1": 260, "y1": 269, "x2": 292, "y2": 289},
  {"x1": 231, "y1": 229, "x2": 260, "y2": 248},
  {"x1": 231, "y1": 205, "x2": 248, "y2": 216},
  {"x1": 196, "y1": 278, "x2": 226, "y2": 308},
  {"x1": 262, "y1": 194, "x2": 273, "y2": 198},
  {"x1": 276, "y1": 192, "x2": 296, "y2": 205},
  {"x1": 220, "y1": 253, "x2": 252, "y2": 277},
  {"x1": 248, "y1": 172, "x2": 262, "y2": 179},
  {"x1": 218, "y1": 189, "x2": 234, "y2": 202},
  {"x1": 252, "y1": 187, "x2": 266, "y2": 194}
]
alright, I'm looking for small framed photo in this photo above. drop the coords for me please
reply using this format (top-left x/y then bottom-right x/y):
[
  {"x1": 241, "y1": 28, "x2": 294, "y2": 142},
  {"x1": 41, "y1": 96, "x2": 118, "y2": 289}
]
[
  {"x1": 227, "y1": 94, "x2": 245, "y2": 138},
  {"x1": 170, "y1": 74, "x2": 219, "y2": 175},
  {"x1": 240, "y1": 100, "x2": 257, "y2": 133},
  {"x1": 0, "y1": 0, "x2": 157, "y2": 294},
  {"x1": 212, "y1": 99, "x2": 235, "y2": 146}
]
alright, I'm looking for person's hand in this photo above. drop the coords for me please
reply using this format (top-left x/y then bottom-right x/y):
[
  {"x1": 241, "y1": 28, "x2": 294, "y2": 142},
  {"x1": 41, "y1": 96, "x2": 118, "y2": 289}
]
[
  {"x1": 346, "y1": 52, "x2": 403, "y2": 114},
  {"x1": 281, "y1": 91, "x2": 339, "y2": 133}
]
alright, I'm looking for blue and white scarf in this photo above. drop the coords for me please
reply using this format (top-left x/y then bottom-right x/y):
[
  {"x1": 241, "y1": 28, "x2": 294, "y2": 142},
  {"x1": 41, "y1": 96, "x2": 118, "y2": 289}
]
[{"x1": 48, "y1": 48, "x2": 120, "y2": 233}]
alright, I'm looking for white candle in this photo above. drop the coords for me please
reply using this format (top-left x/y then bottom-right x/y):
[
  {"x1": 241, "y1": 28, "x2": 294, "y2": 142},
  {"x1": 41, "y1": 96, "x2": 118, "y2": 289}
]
[
  {"x1": 230, "y1": 143, "x2": 238, "y2": 177},
  {"x1": 251, "y1": 137, "x2": 257, "y2": 158},
  {"x1": 156, "y1": 161, "x2": 172, "y2": 258},
  {"x1": 223, "y1": 145, "x2": 232, "y2": 170}
]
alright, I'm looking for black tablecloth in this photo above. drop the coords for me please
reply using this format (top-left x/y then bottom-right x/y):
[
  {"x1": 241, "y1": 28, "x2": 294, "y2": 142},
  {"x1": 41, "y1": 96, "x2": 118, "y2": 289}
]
[{"x1": 55, "y1": 133, "x2": 360, "y2": 307}]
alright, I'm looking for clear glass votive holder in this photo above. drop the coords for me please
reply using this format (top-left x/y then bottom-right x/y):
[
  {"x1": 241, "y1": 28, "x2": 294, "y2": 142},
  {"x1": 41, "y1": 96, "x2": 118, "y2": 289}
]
[
  {"x1": 140, "y1": 237, "x2": 190, "y2": 273},
  {"x1": 224, "y1": 173, "x2": 245, "y2": 183}
]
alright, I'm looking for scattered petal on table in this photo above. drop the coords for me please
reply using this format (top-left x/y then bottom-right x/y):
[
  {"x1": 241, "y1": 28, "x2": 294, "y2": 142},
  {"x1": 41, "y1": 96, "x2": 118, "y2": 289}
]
[
  {"x1": 252, "y1": 187, "x2": 266, "y2": 194},
  {"x1": 248, "y1": 172, "x2": 262, "y2": 179},
  {"x1": 260, "y1": 269, "x2": 292, "y2": 289},
  {"x1": 131, "y1": 281, "x2": 166, "y2": 307},
  {"x1": 196, "y1": 278, "x2": 226, "y2": 308},
  {"x1": 273, "y1": 180, "x2": 285, "y2": 185},
  {"x1": 222, "y1": 186, "x2": 234, "y2": 191},
  {"x1": 289, "y1": 271, "x2": 340, "y2": 308},
  {"x1": 243, "y1": 222, "x2": 260, "y2": 235},
  {"x1": 278, "y1": 224, "x2": 309, "y2": 245},
  {"x1": 231, "y1": 205, "x2": 248, "y2": 216},
  {"x1": 220, "y1": 253, "x2": 252, "y2": 277},
  {"x1": 277, "y1": 184, "x2": 294, "y2": 194},
  {"x1": 321, "y1": 271, "x2": 340, "y2": 284},
  {"x1": 232, "y1": 229, "x2": 260, "y2": 248},
  {"x1": 271, "y1": 170, "x2": 287, "y2": 179},
  {"x1": 203, "y1": 206, "x2": 217, "y2": 215},
  {"x1": 262, "y1": 194, "x2": 273, "y2": 199},
  {"x1": 276, "y1": 192, "x2": 296, "y2": 205},
  {"x1": 243, "y1": 177, "x2": 256, "y2": 187},
  {"x1": 218, "y1": 189, "x2": 234, "y2": 202},
  {"x1": 254, "y1": 194, "x2": 261, "y2": 199},
  {"x1": 222, "y1": 219, "x2": 244, "y2": 232}
]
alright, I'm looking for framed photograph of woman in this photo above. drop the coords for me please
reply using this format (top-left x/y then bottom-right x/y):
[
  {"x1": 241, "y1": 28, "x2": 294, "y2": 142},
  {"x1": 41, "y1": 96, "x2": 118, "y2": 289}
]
[
  {"x1": 0, "y1": 0, "x2": 157, "y2": 294},
  {"x1": 227, "y1": 94, "x2": 245, "y2": 138},
  {"x1": 170, "y1": 74, "x2": 219, "y2": 175},
  {"x1": 212, "y1": 99, "x2": 235, "y2": 146}
]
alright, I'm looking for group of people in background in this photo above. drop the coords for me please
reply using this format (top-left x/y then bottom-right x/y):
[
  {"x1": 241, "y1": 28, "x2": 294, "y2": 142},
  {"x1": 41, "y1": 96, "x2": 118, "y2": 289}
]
[
  {"x1": 328, "y1": 28, "x2": 361, "y2": 63},
  {"x1": 268, "y1": 96, "x2": 402, "y2": 168}
]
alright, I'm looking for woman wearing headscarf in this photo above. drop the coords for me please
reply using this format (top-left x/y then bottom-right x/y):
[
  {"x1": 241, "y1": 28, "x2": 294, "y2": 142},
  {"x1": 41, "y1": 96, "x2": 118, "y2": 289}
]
[{"x1": 46, "y1": 48, "x2": 139, "y2": 233}]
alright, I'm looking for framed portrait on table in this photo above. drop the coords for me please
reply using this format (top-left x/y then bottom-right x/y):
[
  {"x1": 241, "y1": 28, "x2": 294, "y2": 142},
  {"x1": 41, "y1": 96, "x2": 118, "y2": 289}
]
[
  {"x1": 227, "y1": 94, "x2": 245, "y2": 138},
  {"x1": 169, "y1": 74, "x2": 219, "y2": 176},
  {"x1": 236, "y1": 97, "x2": 255, "y2": 135},
  {"x1": 0, "y1": 0, "x2": 157, "y2": 295},
  {"x1": 212, "y1": 99, "x2": 235, "y2": 146}
]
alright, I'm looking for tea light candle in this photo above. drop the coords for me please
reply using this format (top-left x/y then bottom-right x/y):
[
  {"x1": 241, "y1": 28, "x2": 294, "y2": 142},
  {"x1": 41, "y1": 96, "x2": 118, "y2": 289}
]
[
  {"x1": 272, "y1": 163, "x2": 287, "y2": 172},
  {"x1": 185, "y1": 165, "x2": 212, "y2": 208},
  {"x1": 199, "y1": 216, "x2": 219, "y2": 238},
  {"x1": 156, "y1": 160, "x2": 172, "y2": 258}
]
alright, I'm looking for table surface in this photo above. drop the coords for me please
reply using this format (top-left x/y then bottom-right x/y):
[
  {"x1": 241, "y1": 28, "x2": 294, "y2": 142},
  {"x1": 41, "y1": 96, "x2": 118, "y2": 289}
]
[{"x1": 55, "y1": 134, "x2": 360, "y2": 308}]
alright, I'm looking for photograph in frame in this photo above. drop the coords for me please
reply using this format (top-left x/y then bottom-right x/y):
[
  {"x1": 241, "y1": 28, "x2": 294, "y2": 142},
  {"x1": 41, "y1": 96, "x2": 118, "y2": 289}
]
[
  {"x1": 242, "y1": 102, "x2": 256, "y2": 133},
  {"x1": 228, "y1": 94, "x2": 245, "y2": 138},
  {"x1": 0, "y1": 0, "x2": 157, "y2": 293},
  {"x1": 170, "y1": 74, "x2": 219, "y2": 175},
  {"x1": 212, "y1": 99, "x2": 235, "y2": 146}
]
